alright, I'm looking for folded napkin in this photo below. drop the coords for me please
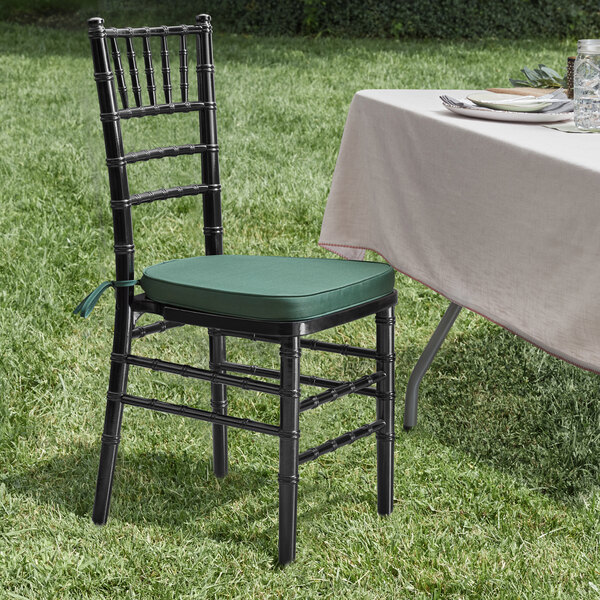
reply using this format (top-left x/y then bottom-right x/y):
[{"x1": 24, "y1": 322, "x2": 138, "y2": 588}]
[
  {"x1": 544, "y1": 121, "x2": 600, "y2": 133},
  {"x1": 442, "y1": 89, "x2": 573, "y2": 113}
]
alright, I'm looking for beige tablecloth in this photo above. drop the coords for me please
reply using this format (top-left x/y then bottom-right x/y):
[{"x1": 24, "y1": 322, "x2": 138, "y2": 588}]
[{"x1": 320, "y1": 90, "x2": 600, "y2": 372}]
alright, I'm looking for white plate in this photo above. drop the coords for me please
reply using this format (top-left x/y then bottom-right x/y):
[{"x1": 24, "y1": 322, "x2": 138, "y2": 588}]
[{"x1": 442, "y1": 103, "x2": 573, "y2": 123}]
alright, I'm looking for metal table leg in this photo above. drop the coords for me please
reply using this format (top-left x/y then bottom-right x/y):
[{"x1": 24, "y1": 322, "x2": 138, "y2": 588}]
[{"x1": 404, "y1": 302, "x2": 462, "y2": 431}]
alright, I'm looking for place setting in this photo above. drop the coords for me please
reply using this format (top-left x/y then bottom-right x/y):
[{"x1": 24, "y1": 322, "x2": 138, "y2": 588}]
[
  {"x1": 440, "y1": 48, "x2": 600, "y2": 132},
  {"x1": 440, "y1": 89, "x2": 574, "y2": 123}
]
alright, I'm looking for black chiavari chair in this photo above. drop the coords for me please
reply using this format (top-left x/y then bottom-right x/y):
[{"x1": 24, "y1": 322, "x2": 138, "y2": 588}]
[{"x1": 80, "y1": 14, "x2": 397, "y2": 565}]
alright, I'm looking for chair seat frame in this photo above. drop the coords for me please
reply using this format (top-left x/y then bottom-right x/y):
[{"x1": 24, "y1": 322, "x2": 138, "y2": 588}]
[{"x1": 86, "y1": 14, "x2": 397, "y2": 565}]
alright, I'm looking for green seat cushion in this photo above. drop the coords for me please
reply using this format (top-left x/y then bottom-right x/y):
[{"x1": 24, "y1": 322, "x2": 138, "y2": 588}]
[{"x1": 140, "y1": 255, "x2": 395, "y2": 322}]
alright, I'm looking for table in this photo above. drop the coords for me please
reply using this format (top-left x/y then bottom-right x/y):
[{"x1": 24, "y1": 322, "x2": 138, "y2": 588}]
[{"x1": 319, "y1": 90, "x2": 600, "y2": 428}]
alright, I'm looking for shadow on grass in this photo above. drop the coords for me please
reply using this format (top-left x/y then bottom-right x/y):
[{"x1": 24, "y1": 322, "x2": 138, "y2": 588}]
[
  {"x1": 5, "y1": 441, "x2": 369, "y2": 558},
  {"x1": 6, "y1": 442, "x2": 273, "y2": 525},
  {"x1": 401, "y1": 321, "x2": 600, "y2": 501}
]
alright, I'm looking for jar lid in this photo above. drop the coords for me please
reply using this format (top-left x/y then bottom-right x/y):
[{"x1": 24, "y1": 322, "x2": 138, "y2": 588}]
[{"x1": 578, "y1": 39, "x2": 600, "y2": 52}]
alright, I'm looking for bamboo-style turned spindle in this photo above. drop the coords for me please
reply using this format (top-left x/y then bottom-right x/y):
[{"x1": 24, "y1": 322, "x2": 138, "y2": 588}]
[
  {"x1": 125, "y1": 35, "x2": 142, "y2": 106},
  {"x1": 160, "y1": 34, "x2": 172, "y2": 103},
  {"x1": 142, "y1": 35, "x2": 156, "y2": 105},
  {"x1": 179, "y1": 34, "x2": 189, "y2": 102},
  {"x1": 109, "y1": 38, "x2": 128, "y2": 107}
]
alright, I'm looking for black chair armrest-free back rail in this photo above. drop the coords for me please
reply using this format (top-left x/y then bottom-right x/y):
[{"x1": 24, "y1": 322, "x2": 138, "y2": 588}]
[{"x1": 84, "y1": 14, "x2": 397, "y2": 565}]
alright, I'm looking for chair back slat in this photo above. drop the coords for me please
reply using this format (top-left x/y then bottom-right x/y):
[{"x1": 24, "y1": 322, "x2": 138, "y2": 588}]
[
  {"x1": 128, "y1": 183, "x2": 221, "y2": 207},
  {"x1": 105, "y1": 24, "x2": 204, "y2": 37},
  {"x1": 117, "y1": 100, "x2": 210, "y2": 120},
  {"x1": 179, "y1": 34, "x2": 189, "y2": 102},
  {"x1": 142, "y1": 36, "x2": 157, "y2": 105},
  {"x1": 109, "y1": 38, "x2": 129, "y2": 108},
  {"x1": 124, "y1": 143, "x2": 217, "y2": 164},
  {"x1": 160, "y1": 35, "x2": 172, "y2": 104},
  {"x1": 125, "y1": 36, "x2": 142, "y2": 107}
]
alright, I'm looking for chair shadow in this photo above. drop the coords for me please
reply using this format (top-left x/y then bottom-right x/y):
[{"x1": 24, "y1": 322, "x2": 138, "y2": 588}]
[
  {"x1": 6, "y1": 442, "x2": 275, "y2": 547},
  {"x1": 400, "y1": 324, "x2": 600, "y2": 501},
  {"x1": 5, "y1": 440, "x2": 368, "y2": 560}
]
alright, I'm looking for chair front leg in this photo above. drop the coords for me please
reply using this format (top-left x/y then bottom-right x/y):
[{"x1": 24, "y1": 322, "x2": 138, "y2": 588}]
[
  {"x1": 376, "y1": 307, "x2": 395, "y2": 515},
  {"x1": 278, "y1": 336, "x2": 301, "y2": 566},
  {"x1": 209, "y1": 331, "x2": 228, "y2": 478}
]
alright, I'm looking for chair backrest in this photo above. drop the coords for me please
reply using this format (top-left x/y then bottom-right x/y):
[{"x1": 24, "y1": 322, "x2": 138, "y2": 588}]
[{"x1": 87, "y1": 14, "x2": 223, "y2": 286}]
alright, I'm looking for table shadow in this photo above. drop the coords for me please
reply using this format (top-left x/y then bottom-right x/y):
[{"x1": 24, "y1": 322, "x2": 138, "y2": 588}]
[{"x1": 401, "y1": 323, "x2": 600, "y2": 500}]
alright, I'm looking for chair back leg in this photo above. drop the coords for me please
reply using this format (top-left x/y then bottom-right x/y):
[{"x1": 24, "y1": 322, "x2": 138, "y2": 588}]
[
  {"x1": 92, "y1": 398, "x2": 125, "y2": 524},
  {"x1": 376, "y1": 307, "x2": 395, "y2": 515},
  {"x1": 92, "y1": 308, "x2": 133, "y2": 524},
  {"x1": 278, "y1": 336, "x2": 301, "y2": 565},
  {"x1": 209, "y1": 332, "x2": 228, "y2": 478}
]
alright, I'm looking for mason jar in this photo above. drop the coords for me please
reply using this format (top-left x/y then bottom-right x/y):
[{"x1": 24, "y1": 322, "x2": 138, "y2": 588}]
[{"x1": 574, "y1": 39, "x2": 600, "y2": 130}]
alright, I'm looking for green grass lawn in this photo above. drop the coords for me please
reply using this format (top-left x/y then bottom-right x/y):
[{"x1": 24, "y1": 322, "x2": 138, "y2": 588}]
[{"x1": 1, "y1": 19, "x2": 600, "y2": 599}]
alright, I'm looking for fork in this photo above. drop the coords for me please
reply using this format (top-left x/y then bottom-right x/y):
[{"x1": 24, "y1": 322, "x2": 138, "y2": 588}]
[{"x1": 439, "y1": 95, "x2": 470, "y2": 107}]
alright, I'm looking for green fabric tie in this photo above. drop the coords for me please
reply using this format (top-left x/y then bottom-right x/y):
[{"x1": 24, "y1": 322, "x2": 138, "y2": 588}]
[{"x1": 73, "y1": 279, "x2": 138, "y2": 318}]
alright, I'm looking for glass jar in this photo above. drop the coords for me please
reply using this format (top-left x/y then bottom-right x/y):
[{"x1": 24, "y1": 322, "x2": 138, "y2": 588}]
[{"x1": 574, "y1": 39, "x2": 600, "y2": 130}]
